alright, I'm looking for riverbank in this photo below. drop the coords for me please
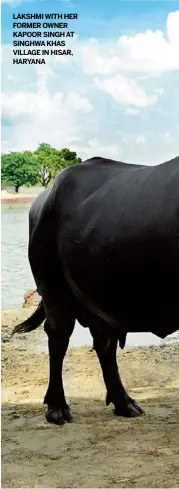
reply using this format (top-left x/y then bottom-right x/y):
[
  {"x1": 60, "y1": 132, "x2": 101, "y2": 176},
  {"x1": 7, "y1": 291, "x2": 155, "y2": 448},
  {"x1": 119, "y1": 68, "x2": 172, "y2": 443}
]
[
  {"x1": 1, "y1": 310, "x2": 179, "y2": 488},
  {"x1": 1, "y1": 190, "x2": 37, "y2": 204}
]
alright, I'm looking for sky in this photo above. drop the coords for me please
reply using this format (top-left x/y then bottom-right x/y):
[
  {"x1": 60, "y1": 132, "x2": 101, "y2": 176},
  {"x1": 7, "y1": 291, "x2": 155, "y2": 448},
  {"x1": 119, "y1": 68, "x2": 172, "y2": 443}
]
[{"x1": 1, "y1": 0, "x2": 179, "y2": 164}]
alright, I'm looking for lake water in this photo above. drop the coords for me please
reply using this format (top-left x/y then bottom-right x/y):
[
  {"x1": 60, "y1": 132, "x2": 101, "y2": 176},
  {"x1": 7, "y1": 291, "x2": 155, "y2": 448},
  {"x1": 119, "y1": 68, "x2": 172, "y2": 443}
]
[{"x1": 1, "y1": 204, "x2": 179, "y2": 348}]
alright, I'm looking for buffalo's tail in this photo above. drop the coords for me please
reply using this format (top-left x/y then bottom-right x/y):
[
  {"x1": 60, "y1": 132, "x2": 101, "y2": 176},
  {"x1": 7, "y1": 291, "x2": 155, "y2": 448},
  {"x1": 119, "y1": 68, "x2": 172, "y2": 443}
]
[{"x1": 12, "y1": 300, "x2": 46, "y2": 336}]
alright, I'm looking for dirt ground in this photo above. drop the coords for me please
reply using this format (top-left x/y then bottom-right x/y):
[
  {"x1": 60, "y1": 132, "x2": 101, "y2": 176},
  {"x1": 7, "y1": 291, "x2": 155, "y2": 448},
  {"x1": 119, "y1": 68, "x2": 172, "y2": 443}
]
[{"x1": 1, "y1": 310, "x2": 179, "y2": 488}]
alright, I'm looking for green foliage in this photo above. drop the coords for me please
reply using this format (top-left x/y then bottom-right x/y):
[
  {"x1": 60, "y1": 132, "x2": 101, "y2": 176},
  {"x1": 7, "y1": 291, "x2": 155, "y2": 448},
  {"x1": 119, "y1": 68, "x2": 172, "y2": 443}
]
[
  {"x1": 33, "y1": 144, "x2": 53, "y2": 188},
  {"x1": 33, "y1": 143, "x2": 82, "y2": 185},
  {"x1": 1, "y1": 152, "x2": 40, "y2": 192},
  {"x1": 1, "y1": 143, "x2": 82, "y2": 191}
]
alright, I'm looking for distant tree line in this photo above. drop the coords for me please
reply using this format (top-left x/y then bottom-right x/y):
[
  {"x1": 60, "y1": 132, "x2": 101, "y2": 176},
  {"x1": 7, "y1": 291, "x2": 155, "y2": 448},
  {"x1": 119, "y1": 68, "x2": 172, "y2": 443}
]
[{"x1": 1, "y1": 143, "x2": 82, "y2": 192}]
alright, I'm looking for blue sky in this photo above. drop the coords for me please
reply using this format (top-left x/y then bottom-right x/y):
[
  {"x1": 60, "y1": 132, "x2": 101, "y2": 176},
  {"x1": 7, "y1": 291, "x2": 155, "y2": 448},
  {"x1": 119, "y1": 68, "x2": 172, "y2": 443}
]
[
  {"x1": 1, "y1": 0, "x2": 179, "y2": 164},
  {"x1": 2, "y1": 0, "x2": 178, "y2": 42}
]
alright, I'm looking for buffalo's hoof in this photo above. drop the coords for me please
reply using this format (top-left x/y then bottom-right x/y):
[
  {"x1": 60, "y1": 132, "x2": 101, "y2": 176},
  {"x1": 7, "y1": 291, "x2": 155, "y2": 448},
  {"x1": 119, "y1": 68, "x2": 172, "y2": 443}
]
[
  {"x1": 114, "y1": 397, "x2": 144, "y2": 418},
  {"x1": 46, "y1": 406, "x2": 73, "y2": 425},
  {"x1": 63, "y1": 406, "x2": 73, "y2": 422}
]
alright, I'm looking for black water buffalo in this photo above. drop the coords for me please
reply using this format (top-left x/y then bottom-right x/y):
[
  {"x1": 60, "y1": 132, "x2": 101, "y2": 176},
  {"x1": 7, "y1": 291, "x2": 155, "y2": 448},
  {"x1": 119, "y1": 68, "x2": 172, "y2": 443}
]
[{"x1": 13, "y1": 156, "x2": 179, "y2": 425}]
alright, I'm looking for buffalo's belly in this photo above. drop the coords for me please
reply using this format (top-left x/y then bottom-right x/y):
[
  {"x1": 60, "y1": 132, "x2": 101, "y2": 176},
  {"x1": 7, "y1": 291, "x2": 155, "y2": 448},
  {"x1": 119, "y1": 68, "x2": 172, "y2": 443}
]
[{"x1": 59, "y1": 229, "x2": 179, "y2": 327}]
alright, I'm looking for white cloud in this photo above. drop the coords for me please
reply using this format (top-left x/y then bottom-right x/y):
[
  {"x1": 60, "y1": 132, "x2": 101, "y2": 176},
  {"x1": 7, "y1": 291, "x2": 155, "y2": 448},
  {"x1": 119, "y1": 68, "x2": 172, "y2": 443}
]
[
  {"x1": 136, "y1": 135, "x2": 146, "y2": 144},
  {"x1": 80, "y1": 40, "x2": 121, "y2": 75},
  {"x1": 1, "y1": 78, "x2": 92, "y2": 120},
  {"x1": 1, "y1": 74, "x2": 93, "y2": 152},
  {"x1": 7, "y1": 73, "x2": 16, "y2": 81},
  {"x1": 1, "y1": 10, "x2": 179, "y2": 165},
  {"x1": 94, "y1": 74, "x2": 157, "y2": 107},
  {"x1": 81, "y1": 10, "x2": 179, "y2": 74},
  {"x1": 75, "y1": 138, "x2": 123, "y2": 160},
  {"x1": 66, "y1": 92, "x2": 92, "y2": 112},
  {"x1": 154, "y1": 88, "x2": 165, "y2": 95},
  {"x1": 126, "y1": 108, "x2": 139, "y2": 115},
  {"x1": 167, "y1": 10, "x2": 179, "y2": 45},
  {"x1": 161, "y1": 131, "x2": 174, "y2": 143}
]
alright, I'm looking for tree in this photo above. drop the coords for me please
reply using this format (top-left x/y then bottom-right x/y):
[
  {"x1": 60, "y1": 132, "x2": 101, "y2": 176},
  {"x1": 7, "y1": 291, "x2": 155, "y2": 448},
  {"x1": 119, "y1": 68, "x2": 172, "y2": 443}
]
[
  {"x1": 52, "y1": 147, "x2": 81, "y2": 176},
  {"x1": 1, "y1": 152, "x2": 39, "y2": 192},
  {"x1": 1, "y1": 144, "x2": 82, "y2": 191},
  {"x1": 33, "y1": 144, "x2": 53, "y2": 188},
  {"x1": 38, "y1": 164, "x2": 51, "y2": 188},
  {"x1": 34, "y1": 143, "x2": 82, "y2": 186}
]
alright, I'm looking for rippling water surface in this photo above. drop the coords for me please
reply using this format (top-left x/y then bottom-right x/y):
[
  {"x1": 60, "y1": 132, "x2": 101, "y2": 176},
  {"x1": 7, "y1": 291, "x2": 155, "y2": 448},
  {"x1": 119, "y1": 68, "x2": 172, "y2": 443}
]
[{"x1": 1, "y1": 204, "x2": 178, "y2": 348}]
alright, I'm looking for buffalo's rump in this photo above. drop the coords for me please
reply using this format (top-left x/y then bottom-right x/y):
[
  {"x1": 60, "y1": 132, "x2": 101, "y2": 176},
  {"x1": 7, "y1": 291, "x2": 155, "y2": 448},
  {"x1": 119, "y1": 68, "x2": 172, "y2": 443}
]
[{"x1": 51, "y1": 157, "x2": 179, "y2": 334}]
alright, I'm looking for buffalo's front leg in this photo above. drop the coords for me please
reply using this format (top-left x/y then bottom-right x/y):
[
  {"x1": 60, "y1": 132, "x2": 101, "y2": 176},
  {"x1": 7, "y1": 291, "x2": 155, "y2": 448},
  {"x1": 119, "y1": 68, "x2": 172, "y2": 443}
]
[
  {"x1": 43, "y1": 311, "x2": 75, "y2": 425},
  {"x1": 90, "y1": 327, "x2": 144, "y2": 417}
]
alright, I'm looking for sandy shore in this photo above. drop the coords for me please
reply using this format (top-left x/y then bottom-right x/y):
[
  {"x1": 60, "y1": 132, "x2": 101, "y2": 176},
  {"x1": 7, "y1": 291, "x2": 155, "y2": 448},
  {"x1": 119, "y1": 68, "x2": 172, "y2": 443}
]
[
  {"x1": 1, "y1": 190, "x2": 37, "y2": 204},
  {"x1": 1, "y1": 310, "x2": 179, "y2": 488}
]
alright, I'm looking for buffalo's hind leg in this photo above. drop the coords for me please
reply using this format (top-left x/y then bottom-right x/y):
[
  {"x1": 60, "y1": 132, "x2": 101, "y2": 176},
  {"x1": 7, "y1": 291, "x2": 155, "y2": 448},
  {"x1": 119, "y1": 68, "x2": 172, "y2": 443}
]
[
  {"x1": 90, "y1": 326, "x2": 144, "y2": 418},
  {"x1": 43, "y1": 296, "x2": 75, "y2": 425},
  {"x1": 28, "y1": 207, "x2": 76, "y2": 425}
]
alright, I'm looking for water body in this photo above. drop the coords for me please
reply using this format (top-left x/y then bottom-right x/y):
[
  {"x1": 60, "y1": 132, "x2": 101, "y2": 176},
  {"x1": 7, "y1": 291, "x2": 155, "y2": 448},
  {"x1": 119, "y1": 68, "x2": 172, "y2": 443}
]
[{"x1": 1, "y1": 204, "x2": 178, "y2": 348}]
